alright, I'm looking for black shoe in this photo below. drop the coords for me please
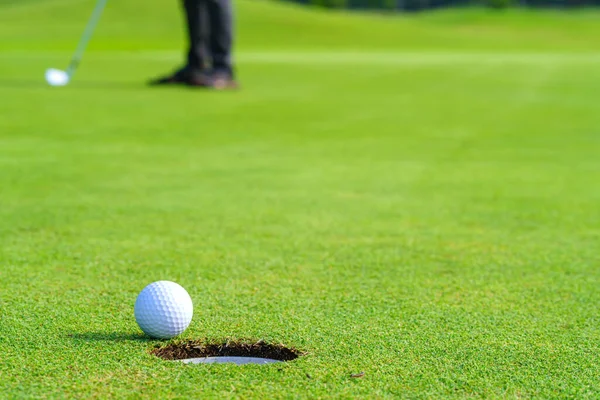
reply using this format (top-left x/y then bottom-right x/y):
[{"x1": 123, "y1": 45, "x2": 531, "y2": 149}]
[
  {"x1": 211, "y1": 71, "x2": 239, "y2": 90},
  {"x1": 188, "y1": 70, "x2": 238, "y2": 90},
  {"x1": 148, "y1": 66, "x2": 200, "y2": 86}
]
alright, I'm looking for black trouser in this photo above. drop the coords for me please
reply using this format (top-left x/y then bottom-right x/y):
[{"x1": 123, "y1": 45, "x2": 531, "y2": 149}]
[{"x1": 182, "y1": 0, "x2": 234, "y2": 76}]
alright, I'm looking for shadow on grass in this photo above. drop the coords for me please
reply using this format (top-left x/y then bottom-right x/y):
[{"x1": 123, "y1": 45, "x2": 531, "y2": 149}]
[{"x1": 69, "y1": 332, "x2": 153, "y2": 342}]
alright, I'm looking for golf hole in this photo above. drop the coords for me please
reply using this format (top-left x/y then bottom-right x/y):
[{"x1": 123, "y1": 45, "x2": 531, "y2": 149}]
[{"x1": 152, "y1": 339, "x2": 303, "y2": 365}]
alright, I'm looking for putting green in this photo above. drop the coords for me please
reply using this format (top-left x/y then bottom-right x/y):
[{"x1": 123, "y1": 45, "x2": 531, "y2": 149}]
[{"x1": 0, "y1": 0, "x2": 599, "y2": 398}]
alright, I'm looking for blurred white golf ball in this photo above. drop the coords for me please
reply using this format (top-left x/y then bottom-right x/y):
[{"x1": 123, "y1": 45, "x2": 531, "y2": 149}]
[
  {"x1": 134, "y1": 281, "x2": 193, "y2": 339},
  {"x1": 45, "y1": 68, "x2": 69, "y2": 87}
]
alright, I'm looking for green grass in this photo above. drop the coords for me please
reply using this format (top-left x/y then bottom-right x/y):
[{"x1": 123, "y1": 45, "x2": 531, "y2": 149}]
[{"x1": 1, "y1": 0, "x2": 600, "y2": 398}]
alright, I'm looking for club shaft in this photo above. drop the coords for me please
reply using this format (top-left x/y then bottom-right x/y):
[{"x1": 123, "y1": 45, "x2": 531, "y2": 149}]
[{"x1": 66, "y1": 0, "x2": 108, "y2": 76}]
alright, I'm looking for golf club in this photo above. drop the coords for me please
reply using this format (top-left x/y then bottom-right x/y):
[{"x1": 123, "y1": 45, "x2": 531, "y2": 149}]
[{"x1": 45, "y1": 0, "x2": 108, "y2": 86}]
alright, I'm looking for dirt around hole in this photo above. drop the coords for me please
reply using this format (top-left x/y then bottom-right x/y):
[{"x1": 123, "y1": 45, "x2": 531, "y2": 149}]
[{"x1": 152, "y1": 339, "x2": 304, "y2": 362}]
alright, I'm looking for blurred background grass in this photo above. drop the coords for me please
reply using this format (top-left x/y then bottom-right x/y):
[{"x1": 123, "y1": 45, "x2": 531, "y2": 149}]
[{"x1": 1, "y1": 0, "x2": 600, "y2": 52}]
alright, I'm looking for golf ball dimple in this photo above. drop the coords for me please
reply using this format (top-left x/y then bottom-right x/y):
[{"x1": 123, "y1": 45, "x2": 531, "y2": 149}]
[{"x1": 134, "y1": 281, "x2": 193, "y2": 339}]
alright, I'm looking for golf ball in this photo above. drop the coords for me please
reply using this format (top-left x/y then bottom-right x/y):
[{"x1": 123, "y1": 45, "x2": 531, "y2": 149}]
[
  {"x1": 45, "y1": 68, "x2": 69, "y2": 87},
  {"x1": 134, "y1": 281, "x2": 193, "y2": 339}
]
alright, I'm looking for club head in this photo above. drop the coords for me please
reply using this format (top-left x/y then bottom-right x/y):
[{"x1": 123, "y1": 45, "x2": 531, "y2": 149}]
[{"x1": 45, "y1": 68, "x2": 70, "y2": 87}]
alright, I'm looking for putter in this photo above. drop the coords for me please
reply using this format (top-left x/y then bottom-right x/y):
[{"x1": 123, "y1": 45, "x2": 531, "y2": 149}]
[{"x1": 45, "y1": 0, "x2": 108, "y2": 86}]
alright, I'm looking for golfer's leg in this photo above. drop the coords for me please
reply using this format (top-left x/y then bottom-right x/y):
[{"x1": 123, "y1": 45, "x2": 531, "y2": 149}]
[
  {"x1": 183, "y1": 0, "x2": 207, "y2": 73},
  {"x1": 206, "y1": 0, "x2": 234, "y2": 76}
]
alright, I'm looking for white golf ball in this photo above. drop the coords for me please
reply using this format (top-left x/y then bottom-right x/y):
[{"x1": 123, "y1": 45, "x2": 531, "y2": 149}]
[
  {"x1": 45, "y1": 68, "x2": 69, "y2": 87},
  {"x1": 134, "y1": 281, "x2": 193, "y2": 339}
]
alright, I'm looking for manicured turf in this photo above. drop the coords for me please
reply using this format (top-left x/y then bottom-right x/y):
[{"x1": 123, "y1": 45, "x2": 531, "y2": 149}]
[{"x1": 1, "y1": 0, "x2": 600, "y2": 398}]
